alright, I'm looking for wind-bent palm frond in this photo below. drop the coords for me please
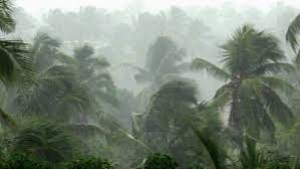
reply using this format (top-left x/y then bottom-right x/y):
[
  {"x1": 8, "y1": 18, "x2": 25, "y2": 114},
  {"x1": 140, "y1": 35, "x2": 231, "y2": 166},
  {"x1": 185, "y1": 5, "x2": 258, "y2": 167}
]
[
  {"x1": 0, "y1": 39, "x2": 30, "y2": 84},
  {"x1": 235, "y1": 135, "x2": 300, "y2": 169},
  {"x1": 262, "y1": 86, "x2": 294, "y2": 126},
  {"x1": 192, "y1": 58, "x2": 230, "y2": 81},
  {"x1": 287, "y1": 14, "x2": 300, "y2": 52},
  {"x1": 13, "y1": 122, "x2": 80, "y2": 162},
  {"x1": 251, "y1": 62, "x2": 295, "y2": 75},
  {"x1": 0, "y1": 107, "x2": 16, "y2": 129},
  {"x1": 209, "y1": 84, "x2": 231, "y2": 109},
  {"x1": 192, "y1": 125, "x2": 228, "y2": 169},
  {"x1": 0, "y1": 0, "x2": 15, "y2": 33},
  {"x1": 258, "y1": 76, "x2": 297, "y2": 95}
]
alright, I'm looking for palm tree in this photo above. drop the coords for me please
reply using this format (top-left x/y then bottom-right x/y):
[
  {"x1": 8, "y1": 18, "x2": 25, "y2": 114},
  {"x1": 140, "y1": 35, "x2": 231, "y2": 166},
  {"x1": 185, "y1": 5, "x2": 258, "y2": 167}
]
[
  {"x1": 192, "y1": 25, "x2": 295, "y2": 145},
  {"x1": 73, "y1": 44, "x2": 118, "y2": 108},
  {"x1": 129, "y1": 36, "x2": 189, "y2": 114},
  {"x1": 137, "y1": 79, "x2": 226, "y2": 168},
  {"x1": 0, "y1": 0, "x2": 31, "y2": 129},
  {"x1": 13, "y1": 34, "x2": 92, "y2": 122}
]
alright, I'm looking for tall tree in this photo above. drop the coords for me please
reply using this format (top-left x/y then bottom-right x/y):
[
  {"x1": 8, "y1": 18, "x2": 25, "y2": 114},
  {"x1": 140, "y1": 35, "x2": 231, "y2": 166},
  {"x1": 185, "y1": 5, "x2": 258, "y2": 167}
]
[
  {"x1": 192, "y1": 25, "x2": 295, "y2": 145},
  {"x1": 132, "y1": 36, "x2": 188, "y2": 114},
  {"x1": 13, "y1": 34, "x2": 91, "y2": 122}
]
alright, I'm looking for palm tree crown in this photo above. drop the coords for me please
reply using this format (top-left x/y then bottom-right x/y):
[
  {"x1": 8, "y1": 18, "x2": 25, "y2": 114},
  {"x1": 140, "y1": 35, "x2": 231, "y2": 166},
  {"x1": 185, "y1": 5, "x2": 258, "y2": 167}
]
[{"x1": 192, "y1": 25, "x2": 295, "y2": 143}]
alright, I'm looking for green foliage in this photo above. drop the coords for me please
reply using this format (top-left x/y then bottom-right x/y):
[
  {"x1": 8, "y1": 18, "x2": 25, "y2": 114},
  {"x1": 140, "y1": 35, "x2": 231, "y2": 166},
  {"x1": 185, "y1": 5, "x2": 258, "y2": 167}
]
[
  {"x1": 0, "y1": 0, "x2": 32, "y2": 129},
  {"x1": 139, "y1": 153, "x2": 178, "y2": 169},
  {"x1": 135, "y1": 36, "x2": 187, "y2": 84},
  {"x1": 1, "y1": 153, "x2": 53, "y2": 169},
  {"x1": 12, "y1": 121, "x2": 81, "y2": 162},
  {"x1": 233, "y1": 136, "x2": 300, "y2": 169},
  {"x1": 0, "y1": 0, "x2": 15, "y2": 33},
  {"x1": 64, "y1": 157, "x2": 114, "y2": 169}
]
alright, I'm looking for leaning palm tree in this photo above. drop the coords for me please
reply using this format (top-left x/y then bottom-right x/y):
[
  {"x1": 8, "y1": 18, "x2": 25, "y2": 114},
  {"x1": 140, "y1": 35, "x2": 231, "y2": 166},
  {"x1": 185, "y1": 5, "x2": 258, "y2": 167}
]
[
  {"x1": 192, "y1": 25, "x2": 295, "y2": 145},
  {"x1": 0, "y1": 0, "x2": 31, "y2": 129}
]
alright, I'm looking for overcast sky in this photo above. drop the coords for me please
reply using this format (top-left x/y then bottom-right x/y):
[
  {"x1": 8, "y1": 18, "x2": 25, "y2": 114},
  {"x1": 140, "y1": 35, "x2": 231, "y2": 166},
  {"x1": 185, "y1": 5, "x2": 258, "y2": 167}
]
[{"x1": 16, "y1": 0, "x2": 300, "y2": 16}]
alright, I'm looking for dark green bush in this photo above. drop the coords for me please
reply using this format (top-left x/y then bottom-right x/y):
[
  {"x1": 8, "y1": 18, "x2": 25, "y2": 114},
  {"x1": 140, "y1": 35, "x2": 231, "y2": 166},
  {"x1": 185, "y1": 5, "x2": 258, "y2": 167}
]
[
  {"x1": 0, "y1": 153, "x2": 53, "y2": 169},
  {"x1": 64, "y1": 157, "x2": 114, "y2": 169},
  {"x1": 139, "y1": 153, "x2": 178, "y2": 169}
]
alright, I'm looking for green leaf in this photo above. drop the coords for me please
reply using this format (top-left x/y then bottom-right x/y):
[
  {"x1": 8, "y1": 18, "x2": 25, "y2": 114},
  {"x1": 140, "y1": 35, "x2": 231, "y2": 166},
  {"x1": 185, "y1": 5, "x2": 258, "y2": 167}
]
[{"x1": 192, "y1": 58, "x2": 230, "y2": 81}]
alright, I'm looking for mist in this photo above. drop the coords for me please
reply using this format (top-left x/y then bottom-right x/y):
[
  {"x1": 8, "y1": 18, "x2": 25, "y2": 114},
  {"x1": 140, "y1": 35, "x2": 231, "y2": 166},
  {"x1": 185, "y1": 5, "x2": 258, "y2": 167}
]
[{"x1": 0, "y1": 0, "x2": 300, "y2": 168}]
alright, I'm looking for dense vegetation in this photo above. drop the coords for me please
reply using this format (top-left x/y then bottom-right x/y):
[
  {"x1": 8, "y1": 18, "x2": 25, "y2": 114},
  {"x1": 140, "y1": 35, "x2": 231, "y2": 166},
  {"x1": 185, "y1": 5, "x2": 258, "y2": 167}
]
[{"x1": 2, "y1": 0, "x2": 300, "y2": 168}]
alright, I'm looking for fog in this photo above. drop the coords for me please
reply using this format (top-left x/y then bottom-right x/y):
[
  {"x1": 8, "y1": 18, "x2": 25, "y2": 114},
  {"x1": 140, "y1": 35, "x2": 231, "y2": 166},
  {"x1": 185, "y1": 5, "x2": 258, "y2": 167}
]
[{"x1": 1, "y1": 0, "x2": 300, "y2": 168}]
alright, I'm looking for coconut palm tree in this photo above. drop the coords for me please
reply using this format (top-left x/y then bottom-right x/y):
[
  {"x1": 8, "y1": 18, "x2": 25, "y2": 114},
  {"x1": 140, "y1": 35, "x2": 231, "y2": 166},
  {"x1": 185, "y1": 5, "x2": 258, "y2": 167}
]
[
  {"x1": 192, "y1": 25, "x2": 295, "y2": 145},
  {"x1": 137, "y1": 79, "x2": 227, "y2": 168},
  {"x1": 12, "y1": 34, "x2": 92, "y2": 122},
  {"x1": 129, "y1": 36, "x2": 189, "y2": 114},
  {"x1": 0, "y1": 0, "x2": 31, "y2": 129}
]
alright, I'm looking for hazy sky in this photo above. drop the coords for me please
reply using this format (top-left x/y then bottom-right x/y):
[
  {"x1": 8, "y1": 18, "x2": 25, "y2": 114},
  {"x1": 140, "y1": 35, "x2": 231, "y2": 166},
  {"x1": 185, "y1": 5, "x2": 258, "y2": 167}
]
[{"x1": 16, "y1": 0, "x2": 299, "y2": 16}]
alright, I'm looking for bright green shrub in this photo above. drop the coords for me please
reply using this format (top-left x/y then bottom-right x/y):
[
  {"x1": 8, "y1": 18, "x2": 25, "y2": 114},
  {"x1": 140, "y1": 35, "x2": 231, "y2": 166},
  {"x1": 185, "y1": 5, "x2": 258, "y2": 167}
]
[{"x1": 64, "y1": 157, "x2": 114, "y2": 169}]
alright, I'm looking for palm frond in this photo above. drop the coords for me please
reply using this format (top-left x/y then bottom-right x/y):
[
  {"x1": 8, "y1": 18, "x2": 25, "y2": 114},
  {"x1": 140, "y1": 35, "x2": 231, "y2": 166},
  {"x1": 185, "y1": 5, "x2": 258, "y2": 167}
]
[
  {"x1": 0, "y1": 0, "x2": 15, "y2": 33},
  {"x1": 0, "y1": 107, "x2": 16, "y2": 129},
  {"x1": 192, "y1": 126, "x2": 227, "y2": 169},
  {"x1": 13, "y1": 122, "x2": 79, "y2": 162},
  {"x1": 251, "y1": 62, "x2": 295, "y2": 75},
  {"x1": 258, "y1": 76, "x2": 297, "y2": 95},
  {"x1": 192, "y1": 58, "x2": 230, "y2": 81},
  {"x1": 208, "y1": 84, "x2": 231, "y2": 110},
  {"x1": 286, "y1": 14, "x2": 300, "y2": 52},
  {"x1": 262, "y1": 86, "x2": 294, "y2": 126},
  {"x1": 222, "y1": 25, "x2": 285, "y2": 76},
  {"x1": 0, "y1": 39, "x2": 30, "y2": 84}
]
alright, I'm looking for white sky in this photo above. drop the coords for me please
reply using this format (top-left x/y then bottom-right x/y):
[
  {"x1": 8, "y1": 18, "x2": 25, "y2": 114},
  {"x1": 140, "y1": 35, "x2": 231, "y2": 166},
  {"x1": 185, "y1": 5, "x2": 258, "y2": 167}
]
[{"x1": 16, "y1": 0, "x2": 300, "y2": 16}]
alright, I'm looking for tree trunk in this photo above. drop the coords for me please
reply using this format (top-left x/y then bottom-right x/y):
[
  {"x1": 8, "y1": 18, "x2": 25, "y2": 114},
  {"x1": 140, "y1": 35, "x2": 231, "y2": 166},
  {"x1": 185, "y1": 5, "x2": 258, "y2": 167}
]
[{"x1": 229, "y1": 77, "x2": 243, "y2": 147}]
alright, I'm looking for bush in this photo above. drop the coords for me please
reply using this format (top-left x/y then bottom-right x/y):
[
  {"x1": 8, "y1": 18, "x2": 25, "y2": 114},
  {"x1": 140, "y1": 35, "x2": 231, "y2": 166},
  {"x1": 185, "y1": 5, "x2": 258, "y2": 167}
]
[
  {"x1": 64, "y1": 157, "x2": 114, "y2": 169},
  {"x1": 139, "y1": 153, "x2": 178, "y2": 169},
  {"x1": 1, "y1": 153, "x2": 53, "y2": 169}
]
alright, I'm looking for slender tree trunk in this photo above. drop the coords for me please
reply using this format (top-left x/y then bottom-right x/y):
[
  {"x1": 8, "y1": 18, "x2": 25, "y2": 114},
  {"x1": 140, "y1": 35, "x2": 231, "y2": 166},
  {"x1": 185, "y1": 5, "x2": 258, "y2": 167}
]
[{"x1": 229, "y1": 77, "x2": 243, "y2": 147}]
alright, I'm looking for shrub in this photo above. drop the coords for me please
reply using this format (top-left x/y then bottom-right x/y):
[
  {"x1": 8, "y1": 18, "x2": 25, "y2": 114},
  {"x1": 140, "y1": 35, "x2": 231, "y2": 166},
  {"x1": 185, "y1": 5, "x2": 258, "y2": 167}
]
[
  {"x1": 12, "y1": 121, "x2": 80, "y2": 163},
  {"x1": 1, "y1": 153, "x2": 53, "y2": 169},
  {"x1": 139, "y1": 153, "x2": 178, "y2": 169},
  {"x1": 64, "y1": 157, "x2": 114, "y2": 169}
]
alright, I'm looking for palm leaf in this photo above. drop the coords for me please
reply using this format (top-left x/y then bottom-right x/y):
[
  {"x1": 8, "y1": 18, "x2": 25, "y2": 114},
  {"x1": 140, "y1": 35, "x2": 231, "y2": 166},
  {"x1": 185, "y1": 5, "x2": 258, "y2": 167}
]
[
  {"x1": 262, "y1": 86, "x2": 294, "y2": 126},
  {"x1": 0, "y1": 0, "x2": 15, "y2": 33},
  {"x1": 251, "y1": 62, "x2": 295, "y2": 75},
  {"x1": 192, "y1": 126, "x2": 227, "y2": 169},
  {"x1": 0, "y1": 39, "x2": 30, "y2": 84},
  {"x1": 286, "y1": 14, "x2": 300, "y2": 52},
  {"x1": 0, "y1": 107, "x2": 16, "y2": 129},
  {"x1": 258, "y1": 76, "x2": 297, "y2": 95},
  {"x1": 209, "y1": 84, "x2": 231, "y2": 110},
  {"x1": 192, "y1": 58, "x2": 230, "y2": 81}
]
